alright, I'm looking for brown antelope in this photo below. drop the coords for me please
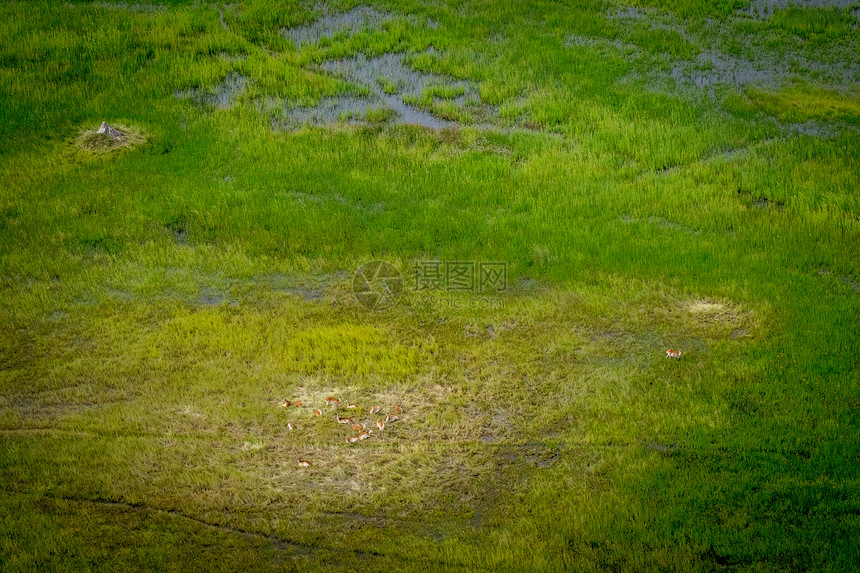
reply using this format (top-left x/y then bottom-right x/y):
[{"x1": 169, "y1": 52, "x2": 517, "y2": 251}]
[
  {"x1": 357, "y1": 430, "x2": 372, "y2": 441},
  {"x1": 293, "y1": 400, "x2": 304, "y2": 407},
  {"x1": 352, "y1": 422, "x2": 366, "y2": 433},
  {"x1": 376, "y1": 419, "x2": 385, "y2": 432},
  {"x1": 325, "y1": 396, "x2": 341, "y2": 407},
  {"x1": 313, "y1": 409, "x2": 322, "y2": 416},
  {"x1": 385, "y1": 414, "x2": 399, "y2": 423},
  {"x1": 666, "y1": 349, "x2": 682, "y2": 360},
  {"x1": 394, "y1": 404, "x2": 403, "y2": 415},
  {"x1": 287, "y1": 422, "x2": 296, "y2": 431},
  {"x1": 369, "y1": 405, "x2": 381, "y2": 415},
  {"x1": 346, "y1": 401, "x2": 357, "y2": 409},
  {"x1": 279, "y1": 400, "x2": 290, "y2": 408},
  {"x1": 336, "y1": 414, "x2": 353, "y2": 424},
  {"x1": 297, "y1": 458, "x2": 312, "y2": 467},
  {"x1": 346, "y1": 436, "x2": 360, "y2": 444}
]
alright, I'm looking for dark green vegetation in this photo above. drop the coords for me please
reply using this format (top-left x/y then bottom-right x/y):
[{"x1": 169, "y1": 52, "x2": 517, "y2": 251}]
[{"x1": 1, "y1": 0, "x2": 859, "y2": 571}]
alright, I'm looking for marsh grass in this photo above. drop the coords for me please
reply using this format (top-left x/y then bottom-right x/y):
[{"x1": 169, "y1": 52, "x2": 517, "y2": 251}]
[{"x1": 1, "y1": 0, "x2": 859, "y2": 571}]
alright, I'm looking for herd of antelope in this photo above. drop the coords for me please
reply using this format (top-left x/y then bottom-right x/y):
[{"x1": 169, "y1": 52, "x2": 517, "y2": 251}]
[
  {"x1": 279, "y1": 395, "x2": 404, "y2": 468},
  {"x1": 287, "y1": 349, "x2": 680, "y2": 468}
]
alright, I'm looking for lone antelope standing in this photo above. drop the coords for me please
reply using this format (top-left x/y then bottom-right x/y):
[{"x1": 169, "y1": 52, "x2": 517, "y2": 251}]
[
  {"x1": 666, "y1": 349, "x2": 682, "y2": 360},
  {"x1": 297, "y1": 458, "x2": 312, "y2": 467}
]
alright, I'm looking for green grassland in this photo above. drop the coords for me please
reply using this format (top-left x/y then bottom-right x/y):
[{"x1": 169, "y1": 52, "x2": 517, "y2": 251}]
[{"x1": 1, "y1": 0, "x2": 859, "y2": 571}]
